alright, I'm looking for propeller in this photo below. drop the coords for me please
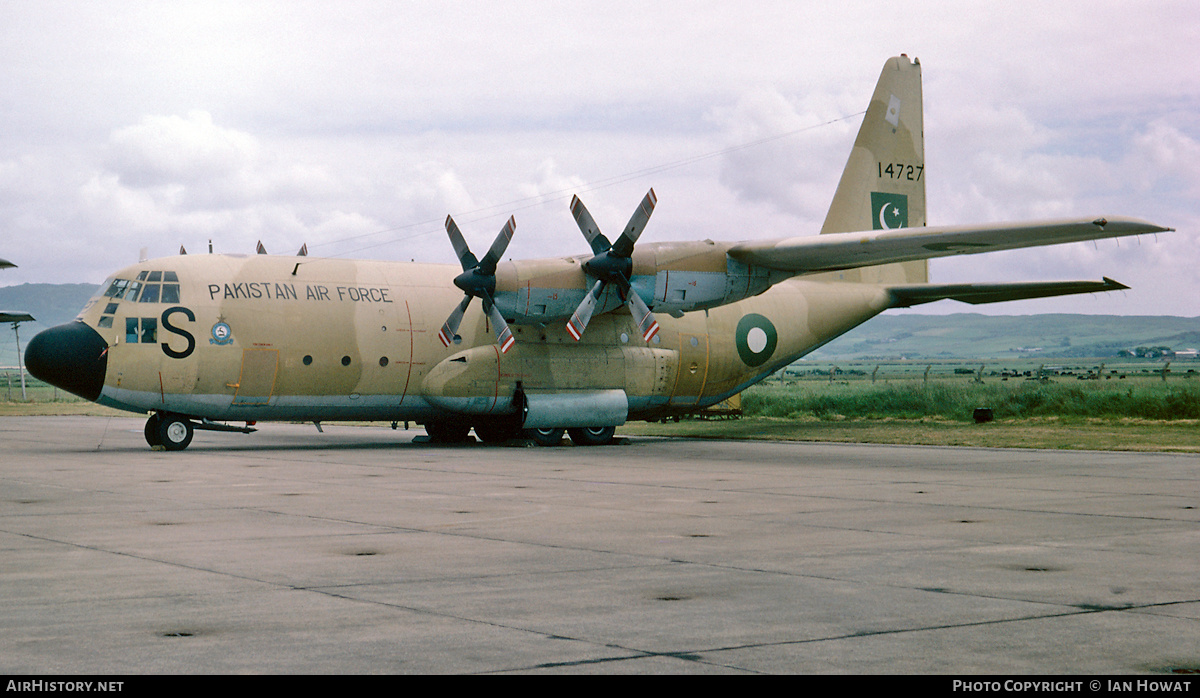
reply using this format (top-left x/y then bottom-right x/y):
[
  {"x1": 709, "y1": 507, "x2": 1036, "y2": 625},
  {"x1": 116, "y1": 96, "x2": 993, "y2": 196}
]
[
  {"x1": 437, "y1": 215, "x2": 517, "y2": 353},
  {"x1": 565, "y1": 189, "x2": 660, "y2": 342}
]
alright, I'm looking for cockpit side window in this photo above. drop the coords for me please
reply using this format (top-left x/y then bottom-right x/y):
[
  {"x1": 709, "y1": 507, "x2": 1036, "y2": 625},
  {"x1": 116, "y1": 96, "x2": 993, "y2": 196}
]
[
  {"x1": 140, "y1": 317, "x2": 157, "y2": 343},
  {"x1": 104, "y1": 279, "x2": 130, "y2": 299}
]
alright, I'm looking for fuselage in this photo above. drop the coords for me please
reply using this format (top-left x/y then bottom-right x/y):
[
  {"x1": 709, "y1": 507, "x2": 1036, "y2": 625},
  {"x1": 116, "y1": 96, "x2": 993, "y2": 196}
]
[{"x1": 27, "y1": 252, "x2": 891, "y2": 426}]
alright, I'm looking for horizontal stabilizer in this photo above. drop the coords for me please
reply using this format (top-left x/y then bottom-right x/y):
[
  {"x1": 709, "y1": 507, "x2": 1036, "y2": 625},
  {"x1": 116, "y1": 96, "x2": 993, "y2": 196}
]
[
  {"x1": 887, "y1": 277, "x2": 1129, "y2": 308},
  {"x1": 729, "y1": 216, "x2": 1171, "y2": 274}
]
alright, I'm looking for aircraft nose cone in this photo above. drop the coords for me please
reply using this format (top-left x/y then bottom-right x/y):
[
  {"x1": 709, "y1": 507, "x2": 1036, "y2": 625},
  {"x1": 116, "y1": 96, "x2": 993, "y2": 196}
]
[{"x1": 25, "y1": 322, "x2": 109, "y2": 402}]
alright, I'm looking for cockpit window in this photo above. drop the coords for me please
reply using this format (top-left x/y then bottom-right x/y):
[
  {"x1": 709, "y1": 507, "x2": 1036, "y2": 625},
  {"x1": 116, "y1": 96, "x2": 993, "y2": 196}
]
[
  {"x1": 138, "y1": 284, "x2": 160, "y2": 303},
  {"x1": 125, "y1": 317, "x2": 157, "y2": 344},
  {"x1": 104, "y1": 279, "x2": 130, "y2": 299},
  {"x1": 104, "y1": 272, "x2": 180, "y2": 303}
]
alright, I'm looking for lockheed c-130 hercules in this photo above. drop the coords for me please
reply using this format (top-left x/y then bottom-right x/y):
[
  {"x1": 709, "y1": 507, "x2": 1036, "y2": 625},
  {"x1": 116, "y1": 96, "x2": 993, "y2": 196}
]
[{"x1": 25, "y1": 56, "x2": 1173, "y2": 450}]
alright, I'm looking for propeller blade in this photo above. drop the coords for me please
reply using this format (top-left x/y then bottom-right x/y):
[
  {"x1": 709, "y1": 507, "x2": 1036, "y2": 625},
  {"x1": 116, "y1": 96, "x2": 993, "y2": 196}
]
[
  {"x1": 482, "y1": 293, "x2": 516, "y2": 353},
  {"x1": 624, "y1": 288, "x2": 660, "y2": 342},
  {"x1": 611, "y1": 189, "x2": 656, "y2": 258},
  {"x1": 570, "y1": 195, "x2": 612, "y2": 255},
  {"x1": 437, "y1": 295, "x2": 472, "y2": 347},
  {"x1": 477, "y1": 216, "x2": 515, "y2": 276},
  {"x1": 444, "y1": 216, "x2": 478, "y2": 271},
  {"x1": 566, "y1": 280, "x2": 605, "y2": 341}
]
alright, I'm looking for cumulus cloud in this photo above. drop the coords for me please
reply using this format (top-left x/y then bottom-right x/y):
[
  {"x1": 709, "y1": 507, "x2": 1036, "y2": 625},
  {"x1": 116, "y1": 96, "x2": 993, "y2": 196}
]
[{"x1": 105, "y1": 111, "x2": 258, "y2": 188}]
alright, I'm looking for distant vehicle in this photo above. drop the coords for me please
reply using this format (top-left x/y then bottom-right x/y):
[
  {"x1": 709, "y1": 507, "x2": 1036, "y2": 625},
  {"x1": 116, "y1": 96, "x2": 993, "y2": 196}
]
[{"x1": 25, "y1": 56, "x2": 1172, "y2": 450}]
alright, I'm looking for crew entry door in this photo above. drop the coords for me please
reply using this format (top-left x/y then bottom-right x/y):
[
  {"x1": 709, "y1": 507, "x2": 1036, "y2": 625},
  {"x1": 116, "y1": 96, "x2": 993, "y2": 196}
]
[{"x1": 231, "y1": 348, "x2": 279, "y2": 406}]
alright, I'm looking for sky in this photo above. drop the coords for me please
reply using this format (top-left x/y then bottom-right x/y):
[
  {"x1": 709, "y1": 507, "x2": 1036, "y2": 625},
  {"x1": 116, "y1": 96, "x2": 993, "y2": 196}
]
[{"x1": 1, "y1": 1, "x2": 1197, "y2": 316}]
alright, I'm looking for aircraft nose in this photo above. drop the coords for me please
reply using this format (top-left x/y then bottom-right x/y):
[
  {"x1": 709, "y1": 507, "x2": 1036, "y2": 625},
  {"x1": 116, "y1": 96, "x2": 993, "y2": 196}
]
[{"x1": 25, "y1": 322, "x2": 109, "y2": 402}]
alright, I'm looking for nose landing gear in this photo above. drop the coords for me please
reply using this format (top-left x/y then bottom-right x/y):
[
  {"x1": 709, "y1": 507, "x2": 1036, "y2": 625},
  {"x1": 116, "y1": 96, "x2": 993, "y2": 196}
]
[
  {"x1": 143, "y1": 413, "x2": 257, "y2": 450},
  {"x1": 144, "y1": 413, "x2": 194, "y2": 451}
]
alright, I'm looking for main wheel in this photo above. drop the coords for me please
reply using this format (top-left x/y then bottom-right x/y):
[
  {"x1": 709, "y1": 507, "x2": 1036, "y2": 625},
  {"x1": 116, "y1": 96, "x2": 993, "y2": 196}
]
[
  {"x1": 567, "y1": 426, "x2": 616, "y2": 446},
  {"x1": 424, "y1": 421, "x2": 472, "y2": 443},
  {"x1": 474, "y1": 419, "x2": 521, "y2": 444},
  {"x1": 524, "y1": 427, "x2": 565, "y2": 446},
  {"x1": 156, "y1": 415, "x2": 194, "y2": 451},
  {"x1": 144, "y1": 413, "x2": 163, "y2": 447}
]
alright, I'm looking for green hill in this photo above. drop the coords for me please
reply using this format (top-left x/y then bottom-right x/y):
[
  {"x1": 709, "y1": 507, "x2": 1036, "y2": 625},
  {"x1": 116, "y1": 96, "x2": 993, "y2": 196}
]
[{"x1": 808, "y1": 313, "x2": 1200, "y2": 360}]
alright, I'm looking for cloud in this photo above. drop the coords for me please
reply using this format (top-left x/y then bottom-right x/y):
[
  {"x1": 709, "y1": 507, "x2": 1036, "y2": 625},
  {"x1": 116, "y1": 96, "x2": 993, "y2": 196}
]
[
  {"x1": 105, "y1": 111, "x2": 258, "y2": 188},
  {"x1": 711, "y1": 86, "x2": 858, "y2": 222}
]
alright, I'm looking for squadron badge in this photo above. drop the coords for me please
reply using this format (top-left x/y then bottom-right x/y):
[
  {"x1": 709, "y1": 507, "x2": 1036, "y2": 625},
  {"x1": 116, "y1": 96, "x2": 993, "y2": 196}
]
[{"x1": 210, "y1": 320, "x2": 233, "y2": 345}]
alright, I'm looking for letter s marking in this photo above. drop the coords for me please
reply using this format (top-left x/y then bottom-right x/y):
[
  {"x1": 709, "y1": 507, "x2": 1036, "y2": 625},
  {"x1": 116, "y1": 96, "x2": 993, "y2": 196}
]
[{"x1": 161, "y1": 306, "x2": 196, "y2": 359}]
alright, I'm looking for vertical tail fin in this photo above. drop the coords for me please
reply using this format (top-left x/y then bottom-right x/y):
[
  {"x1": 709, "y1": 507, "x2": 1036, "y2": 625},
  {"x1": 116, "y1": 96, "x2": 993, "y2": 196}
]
[{"x1": 819, "y1": 55, "x2": 927, "y2": 284}]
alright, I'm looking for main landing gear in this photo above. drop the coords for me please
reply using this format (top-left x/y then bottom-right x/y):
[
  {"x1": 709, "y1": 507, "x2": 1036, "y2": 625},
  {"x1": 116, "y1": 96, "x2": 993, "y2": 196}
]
[{"x1": 422, "y1": 420, "x2": 615, "y2": 446}]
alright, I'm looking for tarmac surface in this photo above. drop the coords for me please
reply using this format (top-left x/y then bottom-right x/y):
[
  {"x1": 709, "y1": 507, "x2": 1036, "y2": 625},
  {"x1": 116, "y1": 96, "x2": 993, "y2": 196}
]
[{"x1": 1, "y1": 415, "x2": 1197, "y2": 674}]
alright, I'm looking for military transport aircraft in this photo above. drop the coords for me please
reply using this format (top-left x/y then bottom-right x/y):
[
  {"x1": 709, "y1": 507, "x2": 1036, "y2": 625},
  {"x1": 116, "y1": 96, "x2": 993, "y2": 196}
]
[{"x1": 25, "y1": 56, "x2": 1172, "y2": 450}]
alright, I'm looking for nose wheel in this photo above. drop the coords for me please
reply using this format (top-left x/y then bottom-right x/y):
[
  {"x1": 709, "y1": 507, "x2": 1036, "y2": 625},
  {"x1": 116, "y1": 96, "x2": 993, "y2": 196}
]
[{"x1": 144, "y1": 413, "x2": 195, "y2": 451}]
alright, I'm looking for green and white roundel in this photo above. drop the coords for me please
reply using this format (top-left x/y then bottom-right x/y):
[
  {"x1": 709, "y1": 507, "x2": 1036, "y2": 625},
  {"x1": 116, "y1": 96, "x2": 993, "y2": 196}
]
[{"x1": 735, "y1": 313, "x2": 778, "y2": 367}]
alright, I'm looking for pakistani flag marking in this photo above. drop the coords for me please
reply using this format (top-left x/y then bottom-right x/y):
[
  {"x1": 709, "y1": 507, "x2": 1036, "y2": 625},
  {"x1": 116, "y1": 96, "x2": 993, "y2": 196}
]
[{"x1": 871, "y1": 192, "x2": 908, "y2": 230}]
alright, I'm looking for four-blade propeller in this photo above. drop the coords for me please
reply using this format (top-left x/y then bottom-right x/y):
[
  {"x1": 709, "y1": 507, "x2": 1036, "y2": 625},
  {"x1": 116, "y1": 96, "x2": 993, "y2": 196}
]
[
  {"x1": 437, "y1": 215, "x2": 517, "y2": 353},
  {"x1": 437, "y1": 189, "x2": 660, "y2": 354},
  {"x1": 565, "y1": 189, "x2": 660, "y2": 343}
]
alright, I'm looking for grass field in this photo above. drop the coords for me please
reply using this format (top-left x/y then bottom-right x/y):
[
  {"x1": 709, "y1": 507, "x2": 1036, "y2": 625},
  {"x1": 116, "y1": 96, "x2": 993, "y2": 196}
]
[{"x1": 623, "y1": 359, "x2": 1199, "y2": 451}]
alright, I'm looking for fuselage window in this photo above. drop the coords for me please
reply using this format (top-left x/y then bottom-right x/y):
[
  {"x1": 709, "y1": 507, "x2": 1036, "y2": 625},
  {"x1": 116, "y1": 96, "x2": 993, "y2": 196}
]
[
  {"x1": 161, "y1": 284, "x2": 180, "y2": 303},
  {"x1": 98, "y1": 316, "x2": 113, "y2": 328},
  {"x1": 125, "y1": 317, "x2": 139, "y2": 343}
]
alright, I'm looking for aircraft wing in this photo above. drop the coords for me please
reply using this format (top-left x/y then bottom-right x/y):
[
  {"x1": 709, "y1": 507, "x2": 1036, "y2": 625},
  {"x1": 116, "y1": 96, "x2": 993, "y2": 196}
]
[
  {"x1": 727, "y1": 216, "x2": 1171, "y2": 274},
  {"x1": 886, "y1": 278, "x2": 1128, "y2": 308}
]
